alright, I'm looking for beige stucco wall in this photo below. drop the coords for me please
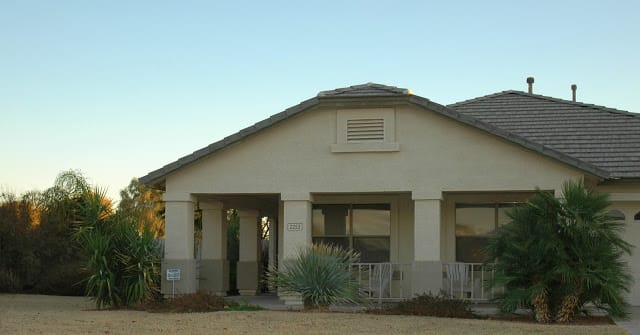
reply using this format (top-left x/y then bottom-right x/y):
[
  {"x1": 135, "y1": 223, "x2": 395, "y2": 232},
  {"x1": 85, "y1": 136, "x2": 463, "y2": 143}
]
[
  {"x1": 165, "y1": 102, "x2": 587, "y2": 266},
  {"x1": 161, "y1": 101, "x2": 639, "y2": 304},
  {"x1": 609, "y1": 201, "x2": 640, "y2": 306},
  {"x1": 597, "y1": 181, "x2": 640, "y2": 305},
  {"x1": 165, "y1": 104, "x2": 584, "y2": 195}
]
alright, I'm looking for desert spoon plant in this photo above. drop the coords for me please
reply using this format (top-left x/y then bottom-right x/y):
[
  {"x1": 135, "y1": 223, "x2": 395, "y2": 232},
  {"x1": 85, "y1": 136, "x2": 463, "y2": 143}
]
[{"x1": 268, "y1": 243, "x2": 363, "y2": 310}]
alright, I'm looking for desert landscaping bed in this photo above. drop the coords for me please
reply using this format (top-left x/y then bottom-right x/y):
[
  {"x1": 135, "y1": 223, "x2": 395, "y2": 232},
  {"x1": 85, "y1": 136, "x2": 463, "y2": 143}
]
[{"x1": 0, "y1": 294, "x2": 628, "y2": 335}]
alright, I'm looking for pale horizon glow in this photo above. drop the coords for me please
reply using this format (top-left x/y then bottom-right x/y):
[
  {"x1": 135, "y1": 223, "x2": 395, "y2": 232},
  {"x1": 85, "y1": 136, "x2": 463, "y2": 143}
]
[{"x1": 1, "y1": 1, "x2": 639, "y2": 201}]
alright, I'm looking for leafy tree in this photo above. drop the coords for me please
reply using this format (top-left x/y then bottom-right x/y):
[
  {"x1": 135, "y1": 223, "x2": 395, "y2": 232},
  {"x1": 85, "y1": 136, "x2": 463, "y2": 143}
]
[
  {"x1": 0, "y1": 191, "x2": 34, "y2": 291},
  {"x1": 118, "y1": 178, "x2": 164, "y2": 237},
  {"x1": 0, "y1": 170, "x2": 88, "y2": 295},
  {"x1": 268, "y1": 243, "x2": 363, "y2": 310},
  {"x1": 486, "y1": 180, "x2": 633, "y2": 322}
]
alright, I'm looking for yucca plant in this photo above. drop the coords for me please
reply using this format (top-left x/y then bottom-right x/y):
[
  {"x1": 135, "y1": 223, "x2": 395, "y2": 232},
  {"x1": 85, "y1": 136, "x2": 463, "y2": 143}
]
[
  {"x1": 116, "y1": 220, "x2": 161, "y2": 304},
  {"x1": 83, "y1": 230, "x2": 120, "y2": 308},
  {"x1": 486, "y1": 180, "x2": 633, "y2": 322},
  {"x1": 268, "y1": 243, "x2": 363, "y2": 310},
  {"x1": 74, "y1": 187, "x2": 160, "y2": 309}
]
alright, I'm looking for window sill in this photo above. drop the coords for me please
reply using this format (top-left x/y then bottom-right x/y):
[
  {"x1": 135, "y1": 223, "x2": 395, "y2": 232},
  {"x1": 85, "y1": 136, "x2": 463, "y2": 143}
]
[{"x1": 331, "y1": 142, "x2": 400, "y2": 153}]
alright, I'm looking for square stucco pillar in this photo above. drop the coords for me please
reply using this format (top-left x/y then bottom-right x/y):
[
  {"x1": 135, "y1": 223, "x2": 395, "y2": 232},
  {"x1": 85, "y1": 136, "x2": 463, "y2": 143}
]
[
  {"x1": 412, "y1": 193, "x2": 443, "y2": 297},
  {"x1": 162, "y1": 192, "x2": 197, "y2": 295},
  {"x1": 199, "y1": 201, "x2": 228, "y2": 295},
  {"x1": 237, "y1": 209, "x2": 259, "y2": 296},
  {"x1": 281, "y1": 193, "x2": 313, "y2": 260},
  {"x1": 278, "y1": 193, "x2": 313, "y2": 306}
]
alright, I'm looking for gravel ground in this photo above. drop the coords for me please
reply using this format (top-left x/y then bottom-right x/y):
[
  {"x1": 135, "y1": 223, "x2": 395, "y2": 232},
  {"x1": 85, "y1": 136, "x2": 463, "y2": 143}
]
[{"x1": 0, "y1": 294, "x2": 628, "y2": 335}]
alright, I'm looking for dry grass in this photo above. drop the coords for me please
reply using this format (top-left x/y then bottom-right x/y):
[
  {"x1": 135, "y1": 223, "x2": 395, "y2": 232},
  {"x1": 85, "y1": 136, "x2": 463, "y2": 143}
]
[{"x1": 0, "y1": 294, "x2": 628, "y2": 335}]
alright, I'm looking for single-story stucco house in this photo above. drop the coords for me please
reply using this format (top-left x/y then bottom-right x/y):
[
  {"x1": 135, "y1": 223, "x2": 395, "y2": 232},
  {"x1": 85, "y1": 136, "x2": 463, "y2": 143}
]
[{"x1": 140, "y1": 81, "x2": 640, "y2": 306}]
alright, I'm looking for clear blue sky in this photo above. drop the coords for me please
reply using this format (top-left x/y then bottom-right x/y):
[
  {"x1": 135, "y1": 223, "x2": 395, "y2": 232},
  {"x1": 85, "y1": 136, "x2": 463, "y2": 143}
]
[{"x1": 1, "y1": 0, "x2": 639, "y2": 201}]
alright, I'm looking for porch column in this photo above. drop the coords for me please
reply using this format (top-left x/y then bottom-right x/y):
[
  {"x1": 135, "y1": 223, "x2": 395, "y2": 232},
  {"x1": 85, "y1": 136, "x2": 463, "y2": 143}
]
[
  {"x1": 162, "y1": 192, "x2": 197, "y2": 295},
  {"x1": 237, "y1": 209, "x2": 259, "y2": 296},
  {"x1": 412, "y1": 192, "x2": 443, "y2": 297},
  {"x1": 281, "y1": 193, "x2": 313, "y2": 260},
  {"x1": 279, "y1": 193, "x2": 312, "y2": 306},
  {"x1": 199, "y1": 201, "x2": 228, "y2": 295}
]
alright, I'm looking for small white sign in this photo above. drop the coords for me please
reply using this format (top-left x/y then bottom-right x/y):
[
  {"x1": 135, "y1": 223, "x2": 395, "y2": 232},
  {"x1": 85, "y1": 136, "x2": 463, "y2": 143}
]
[
  {"x1": 166, "y1": 268, "x2": 181, "y2": 281},
  {"x1": 287, "y1": 223, "x2": 303, "y2": 231}
]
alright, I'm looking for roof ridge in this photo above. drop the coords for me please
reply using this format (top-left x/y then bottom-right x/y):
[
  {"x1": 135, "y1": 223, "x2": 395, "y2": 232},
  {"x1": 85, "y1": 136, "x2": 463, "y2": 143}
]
[
  {"x1": 317, "y1": 82, "x2": 410, "y2": 97},
  {"x1": 447, "y1": 90, "x2": 519, "y2": 107},
  {"x1": 451, "y1": 90, "x2": 638, "y2": 118},
  {"x1": 506, "y1": 90, "x2": 638, "y2": 117}
]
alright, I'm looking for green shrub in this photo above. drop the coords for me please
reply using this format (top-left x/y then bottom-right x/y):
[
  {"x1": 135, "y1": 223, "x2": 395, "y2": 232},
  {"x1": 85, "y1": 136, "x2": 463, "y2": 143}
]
[
  {"x1": 0, "y1": 269, "x2": 21, "y2": 293},
  {"x1": 33, "y1": 262, "x2": 86, "y2": 296},
  {"x1": 370, "y1": 293, "x2": 475, "y2": 318},
  {"x1": 268, "y1": 243, "x2": 363, "y2": 310},
  {"x1": 0, "y1": 175, "x2": 87, "y2": 295}
]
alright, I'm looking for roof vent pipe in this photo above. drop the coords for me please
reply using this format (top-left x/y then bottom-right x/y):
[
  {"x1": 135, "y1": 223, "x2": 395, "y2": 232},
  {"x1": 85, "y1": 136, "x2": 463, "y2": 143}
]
[
  {"x1": 526, "y1": 77, "x2": 534, "y2": 94},
  {"x1": 571, "y1": 84, "x2": 577, "y2": 102}
]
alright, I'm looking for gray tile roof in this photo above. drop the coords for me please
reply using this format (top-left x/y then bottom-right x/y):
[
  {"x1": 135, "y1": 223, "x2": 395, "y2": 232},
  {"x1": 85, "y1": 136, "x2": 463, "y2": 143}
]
[
  {"x1": 317, "y1": 82, "x2": 411, "y2": 97},
  {"x1": 140, "y1": 83, "x2": 630, "y2": 187},
  {"x1": 449, "y1": 91, "x2": 640, "y2": 178}
]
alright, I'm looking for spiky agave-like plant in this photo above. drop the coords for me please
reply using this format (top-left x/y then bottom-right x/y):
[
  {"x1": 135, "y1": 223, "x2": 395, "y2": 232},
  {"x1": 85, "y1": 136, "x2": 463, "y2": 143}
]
[{"x1": 268, "y1": 243, "x2": 363, "y2": 310}]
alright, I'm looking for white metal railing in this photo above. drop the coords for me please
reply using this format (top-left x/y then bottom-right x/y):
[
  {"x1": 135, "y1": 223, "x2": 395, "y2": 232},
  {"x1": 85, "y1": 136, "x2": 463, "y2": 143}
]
[
  {"x1": 442, "y1": 262, "x2": 495, "y2": 301},
  {"x1": 350, "y1": 262, "x2": 412, "y2": 302}
]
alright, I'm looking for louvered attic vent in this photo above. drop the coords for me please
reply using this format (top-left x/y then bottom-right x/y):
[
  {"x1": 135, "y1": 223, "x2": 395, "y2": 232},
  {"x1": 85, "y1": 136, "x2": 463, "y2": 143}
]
[
  {"x1": 346, "y1": 118, "x2": 384, "y2": 142},
  {"x1": 331, "y1": 108, "x2": 398, "y2": 153}
]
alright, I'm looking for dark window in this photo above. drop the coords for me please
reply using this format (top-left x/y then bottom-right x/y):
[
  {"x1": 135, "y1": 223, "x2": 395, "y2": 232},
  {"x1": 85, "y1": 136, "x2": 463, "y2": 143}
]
[
  {"x1": 312, "y1": 203, "x2": 390, "y2": 263},
  {"x1": 455, "y1": 204, "x2": 517, "y2": 263}
]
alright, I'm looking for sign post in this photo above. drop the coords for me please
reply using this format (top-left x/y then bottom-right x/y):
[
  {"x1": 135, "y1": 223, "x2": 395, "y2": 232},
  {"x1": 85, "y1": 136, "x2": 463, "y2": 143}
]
[{"x1": 166, "y1": 268, "x2": 181, "y2": 298}]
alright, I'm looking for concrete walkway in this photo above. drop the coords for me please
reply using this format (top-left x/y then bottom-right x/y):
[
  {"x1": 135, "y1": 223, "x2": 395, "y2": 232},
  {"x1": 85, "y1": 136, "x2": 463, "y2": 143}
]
[
  {"x1": 226, "y1": 294, "x2": 295, "y2": 311},
  {"x1": 225, "y1": 294, "x2": 367, "y2": 312}
]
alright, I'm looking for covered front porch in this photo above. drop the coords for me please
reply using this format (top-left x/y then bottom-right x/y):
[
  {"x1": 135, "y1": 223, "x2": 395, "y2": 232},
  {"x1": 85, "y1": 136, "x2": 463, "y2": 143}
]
[{"x1": 161, "y1": 190, "x2": 536, "y2": 302}]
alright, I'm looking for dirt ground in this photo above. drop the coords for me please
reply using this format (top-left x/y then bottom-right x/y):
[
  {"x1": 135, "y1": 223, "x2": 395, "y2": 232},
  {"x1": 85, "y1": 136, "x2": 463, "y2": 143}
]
[{"x1": 0, "y1": 294, "x2": 628, "y2": 335}]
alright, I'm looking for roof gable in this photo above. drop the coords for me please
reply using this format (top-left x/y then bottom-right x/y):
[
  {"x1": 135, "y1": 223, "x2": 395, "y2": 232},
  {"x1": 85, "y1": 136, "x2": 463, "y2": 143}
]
[
  {"x1": 449, "y1": 91, "x2": 640, "y2": 178},
  {"x1": 140, "y1": 84, "x2": 615, "y2": 187}
]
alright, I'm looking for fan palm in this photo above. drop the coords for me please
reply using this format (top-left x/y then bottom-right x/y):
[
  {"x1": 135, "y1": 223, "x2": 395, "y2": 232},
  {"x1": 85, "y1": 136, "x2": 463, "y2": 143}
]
[{"x1": 486, "y1": 180, "x2": 633, "y2": 322}]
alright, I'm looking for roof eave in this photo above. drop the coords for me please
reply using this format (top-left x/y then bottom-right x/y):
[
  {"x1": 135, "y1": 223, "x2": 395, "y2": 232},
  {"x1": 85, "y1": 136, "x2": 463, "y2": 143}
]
[{"x1": 138, "y1": 96, "x2": 321, "y2": 188}]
